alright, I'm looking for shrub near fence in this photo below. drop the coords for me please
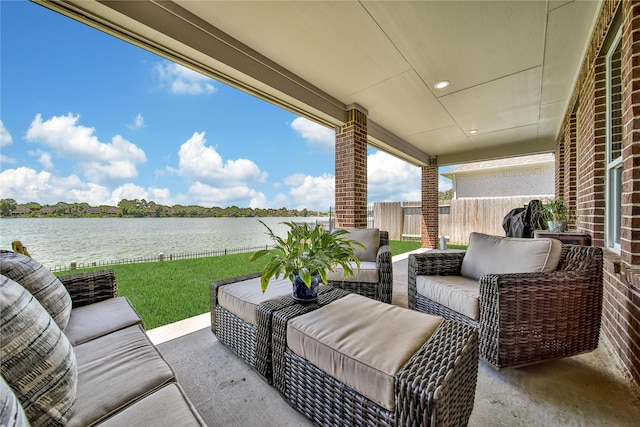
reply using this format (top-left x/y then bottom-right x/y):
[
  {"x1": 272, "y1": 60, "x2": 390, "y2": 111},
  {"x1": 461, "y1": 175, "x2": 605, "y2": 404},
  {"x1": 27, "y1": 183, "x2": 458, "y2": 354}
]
[{"x1": 50, "y1": 244, "x2": 273, "y2": 272}]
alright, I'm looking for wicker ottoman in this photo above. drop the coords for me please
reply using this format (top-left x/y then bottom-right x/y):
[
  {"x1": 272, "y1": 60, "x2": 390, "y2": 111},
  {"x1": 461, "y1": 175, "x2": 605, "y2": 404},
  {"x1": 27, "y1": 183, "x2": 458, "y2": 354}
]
[
  {"x1": 210, "y1": 274, "x2": 335, "y2": 381},
  {"x1": 272, "y1": 293, "x2": 479, "y2": 427}
]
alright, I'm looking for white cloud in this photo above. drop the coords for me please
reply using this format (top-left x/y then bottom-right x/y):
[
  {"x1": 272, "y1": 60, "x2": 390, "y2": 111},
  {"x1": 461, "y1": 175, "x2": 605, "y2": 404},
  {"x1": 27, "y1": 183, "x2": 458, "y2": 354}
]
[
  {"x1": 108, "y1": 184, "x2": 174, "y2": 206},
  {"x1": 272, "y1": 151, "x2": 422, "y2": 211},
  {"x1": 0, "y1": 120, "x2": 13, "y2": 146},
  {"x1": 129, "y1": 113, "x2": 145, "y2": 130},
  {"x1": 0, "y1": 166, "x2": 110, "y2": 205},
  {"x1": 148, "y1": 187, "x2": 173, "y2": 206},
  {"x1": 38, "y1": 152, "x2": 54, "y2": 170},
  {"x1": 439, "y1": 175, "x2": 452, "y2": 191},
  {"x1": 367, "y1": 151, "x2": 421, "y2": 202},
  {"x1": 110, "y1": 183, "x2": 149, "y2": 203},
  {"x1": 154, "y1": 62, "x2": 215, "y2": 95},
  {"x1": 1, "y1": 155, "x2": 17, "y2": 165},
  {"x1": 290, "y1": 117, "x2": 334, "y2": 151},
  {"x1": 187, "y1": 181, "x2": 265, "y2": 207},
  {"x1": 178, "y1": 131, "x2": 267, "y2": 184},
  {"x1": 0, "y1": 165, "x2": 176, "y2": 207},
  {"x1": 282, "y1": 173, "x2": 335, "y2": 212},
  {"x1": 25, "y1": 113, "x2": 147, "y2": 184}
]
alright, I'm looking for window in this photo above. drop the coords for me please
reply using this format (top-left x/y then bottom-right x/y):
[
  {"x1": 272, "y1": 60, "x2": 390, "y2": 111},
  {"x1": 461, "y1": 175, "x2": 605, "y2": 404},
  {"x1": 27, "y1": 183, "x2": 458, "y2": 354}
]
[{"x1": 606, "y1": 31, "x2": 622, "y2": 250}]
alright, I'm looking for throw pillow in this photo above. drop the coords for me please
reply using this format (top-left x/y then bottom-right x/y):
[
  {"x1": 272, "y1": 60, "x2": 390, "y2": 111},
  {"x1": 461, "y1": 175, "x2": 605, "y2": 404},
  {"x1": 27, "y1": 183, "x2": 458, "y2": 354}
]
[
  {"x1": 0, "y1": 376, "x2": 29, "y2": 427},
  {"x1": 0, "y1": 275, "x2": 77, "y2": 427},
  {"x1": 0, "y1": 251, "x2": 72, "y2": 329}
]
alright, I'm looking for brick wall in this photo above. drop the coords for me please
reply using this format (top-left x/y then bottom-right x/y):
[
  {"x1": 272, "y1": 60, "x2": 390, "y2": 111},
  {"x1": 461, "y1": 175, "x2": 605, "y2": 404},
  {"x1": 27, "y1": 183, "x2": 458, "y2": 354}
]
[
  {"x1": 335, "y1": 107, "x2": 368, "y2": 228},
  {"x1": 561, "y1": 0, "x2": 639, "y2": 388},
  {"x1": 421, "y1": 161, "x2": 439, "y2": 248}
]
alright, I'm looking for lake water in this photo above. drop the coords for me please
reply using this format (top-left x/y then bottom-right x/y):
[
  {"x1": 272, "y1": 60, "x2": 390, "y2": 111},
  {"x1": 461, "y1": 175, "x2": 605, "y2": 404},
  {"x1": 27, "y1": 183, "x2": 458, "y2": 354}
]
[{"x1": 0, "y1": 217, "x2": 327, "y2": 269}]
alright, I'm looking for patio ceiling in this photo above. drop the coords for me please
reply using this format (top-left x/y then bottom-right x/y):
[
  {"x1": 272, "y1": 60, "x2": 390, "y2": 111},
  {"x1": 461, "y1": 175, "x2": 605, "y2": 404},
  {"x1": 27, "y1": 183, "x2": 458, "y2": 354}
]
[{"x1": 35, "y1": 0, "x2": 601, "y2": 166}]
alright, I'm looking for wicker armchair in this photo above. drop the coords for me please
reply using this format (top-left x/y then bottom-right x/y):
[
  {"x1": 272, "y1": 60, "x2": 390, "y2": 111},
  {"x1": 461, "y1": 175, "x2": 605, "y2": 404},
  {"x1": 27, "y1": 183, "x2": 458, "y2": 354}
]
[
  {"x1": 326, "y1": 230, "x2": 393, "y2": 303},
  {"x1": 408, "y1": 243, "x2": 603, "y2": 369}
]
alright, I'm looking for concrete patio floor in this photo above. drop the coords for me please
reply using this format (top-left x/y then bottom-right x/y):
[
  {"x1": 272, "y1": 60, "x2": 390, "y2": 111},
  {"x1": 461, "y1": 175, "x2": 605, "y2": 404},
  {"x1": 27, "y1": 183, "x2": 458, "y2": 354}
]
[{"x1": 151, "y1": 251, "x2": 640, "y2": 426}]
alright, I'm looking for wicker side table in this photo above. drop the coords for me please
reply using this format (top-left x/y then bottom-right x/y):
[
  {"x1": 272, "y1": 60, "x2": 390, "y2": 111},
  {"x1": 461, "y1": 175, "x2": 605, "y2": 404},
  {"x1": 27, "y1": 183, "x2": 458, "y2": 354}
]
[{"x1": 271, "y1": 292, "x2": 479, "y2": 427}]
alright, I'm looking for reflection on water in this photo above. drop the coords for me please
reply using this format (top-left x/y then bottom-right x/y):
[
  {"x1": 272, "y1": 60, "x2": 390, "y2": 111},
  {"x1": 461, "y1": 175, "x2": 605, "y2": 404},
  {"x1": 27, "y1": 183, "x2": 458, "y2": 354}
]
[{"x1": 0, "y1": 217, "x2": 326, "y2": 269}]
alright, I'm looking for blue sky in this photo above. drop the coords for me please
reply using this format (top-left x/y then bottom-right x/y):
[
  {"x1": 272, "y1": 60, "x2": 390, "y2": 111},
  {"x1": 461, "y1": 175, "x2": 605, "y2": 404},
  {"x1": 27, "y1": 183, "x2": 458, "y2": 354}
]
[{"x1": 1, "y1": 1, "x2": 451, "y2": 212}]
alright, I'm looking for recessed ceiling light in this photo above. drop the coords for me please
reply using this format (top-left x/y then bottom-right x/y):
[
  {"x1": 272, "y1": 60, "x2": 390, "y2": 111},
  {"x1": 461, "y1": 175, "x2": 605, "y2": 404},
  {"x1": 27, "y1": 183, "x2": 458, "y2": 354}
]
[
  {"x1": 434, "y1": 80, "x2": 450, "y2": 89},
  {"x1": 469, "y1": 129, "x2": 478, "y2": 134}
]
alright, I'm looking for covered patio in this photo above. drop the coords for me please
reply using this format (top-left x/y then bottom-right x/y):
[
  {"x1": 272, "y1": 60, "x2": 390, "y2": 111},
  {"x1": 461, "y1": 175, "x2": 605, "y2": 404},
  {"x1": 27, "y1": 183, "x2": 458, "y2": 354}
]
[
  {"x1": 151, "y1": 252, "x2": 640, "y2": 426},
  {"x1": 29, "y1": 0, "x2": 640, "y2": 423}
]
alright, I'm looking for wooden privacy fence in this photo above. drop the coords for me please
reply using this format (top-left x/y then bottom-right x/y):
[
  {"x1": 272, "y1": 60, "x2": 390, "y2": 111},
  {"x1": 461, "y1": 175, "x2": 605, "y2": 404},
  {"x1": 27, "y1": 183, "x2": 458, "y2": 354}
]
[{"x1": 374, "y1": 196, "x2": 551, "y2": 245}]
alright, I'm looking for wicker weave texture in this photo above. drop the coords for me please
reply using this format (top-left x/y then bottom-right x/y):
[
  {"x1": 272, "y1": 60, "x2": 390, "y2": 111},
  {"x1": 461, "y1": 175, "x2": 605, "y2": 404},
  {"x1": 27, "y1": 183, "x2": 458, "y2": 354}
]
[
  {"x1": 271, "y1": 288, "x2": 351, "y2": 395},
  {"x1": 479, "y1": 245, "x2": 603, "y2": 369},
  {"x1": 329, "y1": 231, "x2": 393, "y2": 303},
  {"x1": 272, "y1": 292, "x2": 478, "y2": 427},
  {"x1": 58, "y1": 269, "x2": 117, "y2": 307}
]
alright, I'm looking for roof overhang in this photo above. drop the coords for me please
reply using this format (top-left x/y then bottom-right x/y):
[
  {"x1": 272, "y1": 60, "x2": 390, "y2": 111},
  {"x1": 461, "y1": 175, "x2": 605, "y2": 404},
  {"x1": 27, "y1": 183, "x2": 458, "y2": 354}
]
[{"x1": 32, "y1": 0, "x2": 602, "y2": 167}]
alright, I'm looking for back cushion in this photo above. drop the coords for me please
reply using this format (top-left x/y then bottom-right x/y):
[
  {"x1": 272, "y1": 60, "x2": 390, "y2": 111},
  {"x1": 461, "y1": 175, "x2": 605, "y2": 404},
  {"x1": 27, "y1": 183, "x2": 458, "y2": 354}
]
[
  {"x1": 0, "y1": 252, "x2": 72, "y2": 329},
  {"x1": 0, "y1": 276, "x2": 77, "y2": 427},
  {"x1": 460, "y1": 232, "x2": 563, "y2": 281},
  {"x1": 338, "y1": 228, "x2": 380, "y2": 262}
]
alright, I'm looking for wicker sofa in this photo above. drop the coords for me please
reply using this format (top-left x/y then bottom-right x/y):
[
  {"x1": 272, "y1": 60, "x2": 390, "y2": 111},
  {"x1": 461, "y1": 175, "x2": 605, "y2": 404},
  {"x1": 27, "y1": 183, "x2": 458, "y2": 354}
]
[
  {"x1": 0, "y1": 252, "x2": 205, "y2": 426},
  {"x1": 408, "y1": 232, "x2": 604, "y2": 369}
]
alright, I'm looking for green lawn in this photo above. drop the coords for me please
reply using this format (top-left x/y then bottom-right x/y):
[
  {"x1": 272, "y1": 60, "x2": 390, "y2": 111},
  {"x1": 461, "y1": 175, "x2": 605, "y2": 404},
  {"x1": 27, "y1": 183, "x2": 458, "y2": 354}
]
[{"x1": 57, "y1": 240, "x2": 425, "y2": 329}]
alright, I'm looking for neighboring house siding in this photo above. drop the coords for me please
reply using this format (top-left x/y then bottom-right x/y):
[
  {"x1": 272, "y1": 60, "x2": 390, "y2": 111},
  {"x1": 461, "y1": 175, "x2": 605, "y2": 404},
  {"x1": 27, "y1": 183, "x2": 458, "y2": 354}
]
[{"x1": 454, "y1": 165, "x2": 554, "y2": 198}]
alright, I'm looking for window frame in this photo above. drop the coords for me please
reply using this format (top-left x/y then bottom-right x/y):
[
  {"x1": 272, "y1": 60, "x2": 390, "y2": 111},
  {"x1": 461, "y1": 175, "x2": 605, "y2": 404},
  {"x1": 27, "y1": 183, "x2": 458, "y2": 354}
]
[{"x1": 605, "y1": 28, "x2": 623, "y2": 252}]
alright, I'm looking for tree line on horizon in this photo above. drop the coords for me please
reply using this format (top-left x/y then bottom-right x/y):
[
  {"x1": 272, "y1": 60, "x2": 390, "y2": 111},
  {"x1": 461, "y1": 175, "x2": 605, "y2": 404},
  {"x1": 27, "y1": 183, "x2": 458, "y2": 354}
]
[{"x1": 0, "y1": 198, "x2": 328, "y2": 218}]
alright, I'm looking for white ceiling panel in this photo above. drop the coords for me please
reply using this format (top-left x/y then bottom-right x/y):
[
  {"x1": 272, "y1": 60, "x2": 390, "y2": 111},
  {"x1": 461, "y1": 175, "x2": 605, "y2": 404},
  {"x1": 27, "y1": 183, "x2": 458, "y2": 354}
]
[
  {"x1": 363, "y1": 0, "x2": 547, "y2": 95},
  {"x1": 177, "y1": 1, "x2": 411, "y2": 100},
  {"x1": 541, "y1": 0, "x2": 600, "y2": 105},
  {"x1": 409, "y1": 125, "x2": 471, "y2": 155},
  {"x1": 351, "y1": 70, "x2": 455, "y2": 137},
  {"x1": 439, "y1": 67, "x2": 543, "y2": 135}
]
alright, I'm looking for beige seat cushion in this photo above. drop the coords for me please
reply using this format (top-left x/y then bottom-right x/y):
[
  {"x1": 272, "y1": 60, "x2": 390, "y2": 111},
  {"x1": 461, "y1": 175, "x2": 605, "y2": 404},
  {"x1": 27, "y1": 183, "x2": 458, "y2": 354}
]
[
  {"x1": 287, "y1": 294, "x2": 443, "y2": 411},
  {"x1": 326, "y1": 261, "x2": 379, "y2": 283},
  {"x1": 68, "y1": 325, "x2": 176, "y2": 427},
  {"x1": 99, "y1": 383, "x2": 205, "y2": 427},
  {"x1": 416, "y1": 275, "x2": 480, "y2": 320},
  {"x1": 64, "y1": 296, "x2": 144, "y2": 346},
  {"x1": 217, "y1": 276, "x2": 293, "y2": 325},
  {"x1": 461, "y1": 232, "x2": 563, "y2": 281},
  {"x1": 338, "y1": 228, "x2": 380, "y2": 262}
]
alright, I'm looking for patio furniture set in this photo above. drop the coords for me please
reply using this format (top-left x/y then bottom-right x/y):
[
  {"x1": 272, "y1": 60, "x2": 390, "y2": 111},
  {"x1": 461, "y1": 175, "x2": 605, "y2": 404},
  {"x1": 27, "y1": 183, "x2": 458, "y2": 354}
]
[
  {"x1": 211, "y1": 229, "x2": 604, "y2": 426},
  {"x1": 0, "y1": 228, "x2": 603, "y2": 427}
]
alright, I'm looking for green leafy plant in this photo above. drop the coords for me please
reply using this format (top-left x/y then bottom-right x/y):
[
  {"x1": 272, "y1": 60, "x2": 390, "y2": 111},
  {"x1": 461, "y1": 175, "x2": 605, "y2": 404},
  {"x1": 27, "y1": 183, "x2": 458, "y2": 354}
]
[
  {"x1": 249, "y1": 221, "x2": 364, "y2": 292},
  {"x1": 542, "y1": 197, "x2": 572, "y2": 223}
]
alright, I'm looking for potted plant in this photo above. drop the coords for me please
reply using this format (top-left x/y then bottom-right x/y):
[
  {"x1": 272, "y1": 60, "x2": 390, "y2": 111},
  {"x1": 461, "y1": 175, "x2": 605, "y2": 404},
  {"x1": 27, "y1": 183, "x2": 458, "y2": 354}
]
[
  {"x1": 542, "y1": 197, "x2": 572, "y2": 232},
  {"x1": 249, "y1": 221, "x2": 364, "y2": 302}
]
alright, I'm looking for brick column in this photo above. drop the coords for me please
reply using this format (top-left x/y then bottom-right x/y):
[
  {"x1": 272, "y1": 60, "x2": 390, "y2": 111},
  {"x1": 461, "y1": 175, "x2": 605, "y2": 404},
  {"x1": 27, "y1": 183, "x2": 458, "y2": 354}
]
[
  {"x1": 421, "y1": 160, "x2": 439, "y2": 248},
  {"x1": 335, "y1": 105, "x2": 368, "y2": 228}
]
